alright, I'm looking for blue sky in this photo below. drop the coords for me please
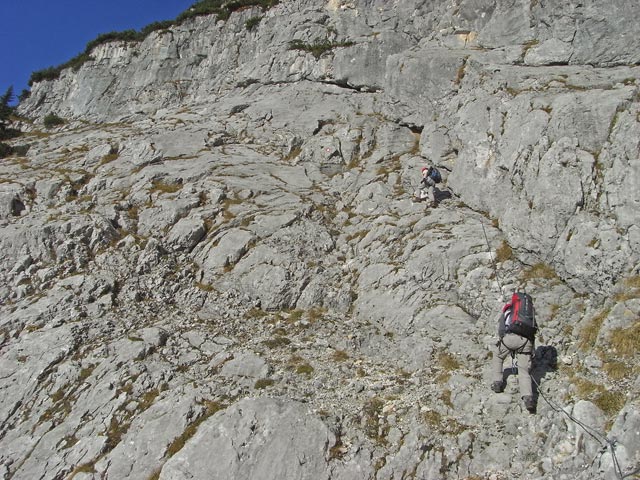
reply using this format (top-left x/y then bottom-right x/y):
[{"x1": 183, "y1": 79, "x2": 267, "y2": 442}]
[{"x1": 0, "y1": 0, "x2": 195, "y2": 104}]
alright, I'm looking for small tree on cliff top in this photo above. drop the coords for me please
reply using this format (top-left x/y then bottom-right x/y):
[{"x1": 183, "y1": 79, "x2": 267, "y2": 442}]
[{"x1": 0, "y1": 86, "x2": 15, "y2": 141}]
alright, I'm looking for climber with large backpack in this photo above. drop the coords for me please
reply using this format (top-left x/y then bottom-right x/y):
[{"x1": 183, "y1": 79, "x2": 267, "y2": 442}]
[
  {"x1": 490, "y1": 290, "x2": 538, "y2": 413},
  {"x1": 413, "y1": 162, "x2": 441, "y2": 207}
]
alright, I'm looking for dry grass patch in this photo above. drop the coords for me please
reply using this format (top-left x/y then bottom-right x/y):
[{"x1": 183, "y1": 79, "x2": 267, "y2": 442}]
[
  {"x1": 221, "y1": 197, "x2": 243, "y2": 221},
  {"x1": 331, "y1": 350, "x2": 349, "y2": 362},
  {"x1": 438, "y1": 351, "x2": 461, "y2": 371},
  {"x1": 68, "y1": 462, "x2": 96, "y2": 478},
  {"x1": 287, "y1": 309, "x2": 304, "y2": 323},
  {"x1": 149, "y1": 179, "x2": 182, "y2": 195},
  {"x1": 521, "y1": 262, "x2": 558, "y2": 282},
  {"x1": 495, "y1": 240, "x2": 513, "y2": 263},
  {"x1": 307, "y1": 307, "x2": 326, "y2": 324},
  {"x1": 255, "y1": 378, "x2": 275, "y2": 389},
  {"x1": 578, "y1": 308, "x2": 609, "y2": 350},
  {"x1": 296, "y1": 363, "x2": 314, "y2": 375},
  {"x1": 195, "y1": 281, "x2": 216, "y2": 292},
  {"x1": 602, "y1": 360, "x2": 631, "y2": 381},
  {"x1": 435, "y1": 351, "x2": 461, "y2": 383},
  {"x1": 165, "y1": 400, "x2": 226, "y2": 458},
  {"x1": 614, "y1": 276, "x2": 640, "y2": 302},
  {"x1": 363, "y1": 397, "x2": 387, "y2": 443},
  {"x1": 100, "y1": 152, "x2": 119, "y2": 166},
  {"x1": 422, "y1": 409, "x2": 466, "y2": 435},
  {"x1": 440, "y1": 389, "x2": 454, "y2": 409},
  {"x1": 573, "y1": 377, "x2": 625, "y2": 417},
  {"x1": 282, "y1": 146, "x2": 302, "y2": 162},
  {"x1": 245, "y1": 307, "x2": 267, "y2": 319},
  {"x1": 287, "y1": 354, "x2": 313, "y2": 375},
  {"x1": 608, "y1": 320, "x2": 640, "y2": 357},
  {"x1": 263, "y1": 336, "x2": 291, "y2": 349},
  {"x1": 346, "y1": 230, "x2": 368, "y2": 242}
]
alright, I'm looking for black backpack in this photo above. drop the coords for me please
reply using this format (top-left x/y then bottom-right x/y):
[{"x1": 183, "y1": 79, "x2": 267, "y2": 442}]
[
  {"x1": 505, "y1": 292, "x2": 537, "y2": 340},
  {"x1": 429, "y1": 167, "x2": 442, "y2": 183}
]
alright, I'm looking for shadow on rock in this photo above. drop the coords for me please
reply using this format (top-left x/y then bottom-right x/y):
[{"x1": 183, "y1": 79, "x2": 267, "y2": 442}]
[
  {"x1": 434, "y1": 187, "x2": 452, "y2": 203},
  {"x1": 531, "y1": 345, "x2": 558, "y2": 402}
]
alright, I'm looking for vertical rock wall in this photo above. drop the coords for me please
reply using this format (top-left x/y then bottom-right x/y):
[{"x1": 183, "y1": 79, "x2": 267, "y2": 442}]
[{"x1": 2, "y1": 1, "x2": 639, "y2": 479}]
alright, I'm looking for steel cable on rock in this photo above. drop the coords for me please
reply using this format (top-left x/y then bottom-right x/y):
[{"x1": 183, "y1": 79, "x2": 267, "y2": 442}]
[
  {"x1": 481, "y1": 221, "x2": 506, "y2": 302},
  {"x1": 529, "y1": 374, "x2": 639, "y2": 480},
  {"x1": 480, "y1": 223, "x2": 638, "y2": 478}
]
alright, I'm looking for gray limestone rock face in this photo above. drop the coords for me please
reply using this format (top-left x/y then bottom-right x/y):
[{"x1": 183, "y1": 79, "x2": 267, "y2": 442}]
[
  {"x1": 195, "y1": 228, "x2": 255, "y2": 279},
  {"x1": 0, "y1": 189, "x2": 25, "y2": 219},
  {"x1": 34, "y1": 178, "x2": 64, "y2": 205},
  {"x1": 219, "y1": 351, "x2": 269, "y2": 380},
  {"x1": 96, "y1": 394, "x2": 199, "y2": 479},
  {"x1": 167, "y1": 216, "x2": 206, "y2": 252},
  {"x1": 2, "y1": 1, "x2": 640, "y2": 479},
  {"x1": 524, "y1": 38, "x2": 573, "y2": 66},
  {"x1": 159, "y1": 398, "x2": 334, "y2": 480},
  {"x1": 137, "y1": 192, "x2": 201, "y2": 238}
]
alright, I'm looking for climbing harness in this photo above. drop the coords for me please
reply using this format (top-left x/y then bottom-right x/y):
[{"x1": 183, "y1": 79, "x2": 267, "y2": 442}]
[{"x1": 481, "y1": 221, "x2": 506, "y2": 302}]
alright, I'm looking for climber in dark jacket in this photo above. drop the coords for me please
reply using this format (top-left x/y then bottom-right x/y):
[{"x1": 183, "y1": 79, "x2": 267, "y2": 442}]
[
  {"x1": 414, "y1": 166, "x2": 437, "y2": 206},
  {"x1": 490, "y1": 300, "x2": 536, "y2": 413}
]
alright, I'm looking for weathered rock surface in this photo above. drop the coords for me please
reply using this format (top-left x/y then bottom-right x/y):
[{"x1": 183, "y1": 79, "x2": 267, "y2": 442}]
[
  {"x1": 160, "y1": 398, "x2": 335, "y2": 480},
  {"x1": 1, "y1": 1, "x2": 639, "y2": 479}
]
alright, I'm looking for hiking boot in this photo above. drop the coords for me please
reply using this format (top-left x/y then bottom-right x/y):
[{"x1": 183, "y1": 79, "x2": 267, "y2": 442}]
[
  {"x1": 491, "y1": 381, "x2": 504, "y2": 393},
  {"x1": 523, "y1": 396, "x2": 536, "y2": 413}
]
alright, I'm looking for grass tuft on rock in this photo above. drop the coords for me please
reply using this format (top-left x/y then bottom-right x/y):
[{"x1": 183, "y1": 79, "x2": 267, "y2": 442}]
[
  {"x1": 578, "y1": 308, "x2": 609, "y2": 351},
  {"x1": 288, "y1": 39, "x2": 355, "y2": 59},
  {"x1": 165, "y1": 400, "x2": 226, "y2": 458},
  {"x1": 608, "y1": 321, "x2": 640, "y2": 357},
  {"x1": 495, "y1": 240, "x2": 513, "y2": 263},
  {"x1": 521, "y1": 262, "x2": 558, "y2": 282}
]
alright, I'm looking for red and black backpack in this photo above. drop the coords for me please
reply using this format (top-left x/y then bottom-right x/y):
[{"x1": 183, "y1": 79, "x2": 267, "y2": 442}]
[{"x1": 505, "y1": 291, "x2": 537, "y2": 340}]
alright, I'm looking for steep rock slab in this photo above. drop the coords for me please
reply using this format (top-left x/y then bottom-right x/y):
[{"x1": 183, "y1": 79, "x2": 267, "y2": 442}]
[
  {"x1": 96, "y1": 394, "x2": 200, "y2": 480},
  {"x1": 448, "y1": 61, "x2": 640, "y2": 294},
  {"x1": 159, "y1": 397, "x2": 334, "y2": 480},
  {"x1": 3, "y1": 1, "x2": 640, "y2": 479}
]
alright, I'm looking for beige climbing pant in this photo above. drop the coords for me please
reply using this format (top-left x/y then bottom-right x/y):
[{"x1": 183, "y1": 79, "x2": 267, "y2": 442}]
[{"x1": 491, "y1": 333, "x2": 533, "y2": 398}]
